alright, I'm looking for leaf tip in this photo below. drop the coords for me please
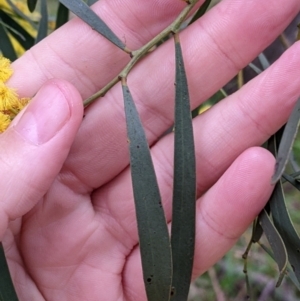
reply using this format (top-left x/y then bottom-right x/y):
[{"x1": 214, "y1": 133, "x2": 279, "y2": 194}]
[
  {"x1": 271, "y1": 175, "x2": 279, "y2": 185},
  {"x1": 271, "y1": 159, "x2": 283, "y2": 184}
]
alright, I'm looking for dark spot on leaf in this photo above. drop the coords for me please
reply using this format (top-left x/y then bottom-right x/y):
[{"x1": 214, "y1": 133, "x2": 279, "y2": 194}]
[
  {"x1": 292, "y1": 265, "x2": 295, "y2": 272},
  {"x1": 170, "y1": 287, "x2": 176, "y2": 297}
]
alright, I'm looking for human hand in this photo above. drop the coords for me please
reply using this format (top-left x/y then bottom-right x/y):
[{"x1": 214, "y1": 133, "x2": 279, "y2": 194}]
[{"x1": 2, "y1": 0, "x2": 300, "y2": 300}]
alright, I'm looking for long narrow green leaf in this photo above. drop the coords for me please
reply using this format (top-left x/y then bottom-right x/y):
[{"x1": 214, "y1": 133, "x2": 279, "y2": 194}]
[
  {"x1": 289, "y1": 151, "x2": 300, "y2": 172},
  {"x1": 286, "y1": 267, "x2": 300, "y2": 291},
  {"x1": 281, "y1": 171, "x2": 300, "y2": 184},
  {"x1": 267, "y1": 131, "x2": 300, "y2": 284},
  {"x1": 55, "y1": 3, "x2": 69, "y2": 30},
  {"x1": 282, "y1": 173, "x2": 300, "y2": 191},
  {"x1": 248, "y1": 63, "x2": 262, "y2": 75},
  {"x1": 258, "y1": 52, "x2": 270, "y2": 70},
  {"x1": 268, "y1": 131, "x2": 300, "y2": 281},
  {"x1": 258, "y1": 209, "x2": 287, "y2": 287},
  {"x1": 251, "y1": 218, "x2": 264, "y2": 243},
  {"x1": 0, "y1": 243, "x2": 19, "y2": 300},
  {"x1": 35, "y1": 0, "x2": 48, "y2": 44},
  {"x1": 59, "y1": 0, "x2": 129, "y2": 52},
  {"x1": 272, "y1": 97, "x2": 300, "y2": 183},
  {"x1": 6, "y1": 0, "x2": 37, "y2": 29},
  {"x1": 0, "y1": 21, "x2": 17, "y2": 61},
  {"x1": 242, "y1": 218, "x2": 265, "y2": 301},
  {"x1": 122, "y1": 79, "x2": 172, "y2": 301},
  {"x1": 269, "y1": 181, "x2": 300, "y2": 284},
  {"x1": 26, "y1": 0, "x2": 38, "y2": 12},
  {"x1": 0, "y1": 10, "x2": 34, "y2": 51},
  {"x1": 170, "y1": 33, "x2": 196, "y2": 301},
  {"x1": 87, "y1": 0, "x2": 98, "y2": 5},
  {"x1": 189, "y1": 0, "x2": 211, "y2": 25},
  {"x1": 258, "y1": 242, "x2": 300, "y2": 291}
]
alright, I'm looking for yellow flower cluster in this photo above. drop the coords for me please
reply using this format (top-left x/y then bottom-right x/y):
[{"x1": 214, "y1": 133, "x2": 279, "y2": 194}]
[{"x1": 0, "y1": 56, "x2": 30, "y2": 133}]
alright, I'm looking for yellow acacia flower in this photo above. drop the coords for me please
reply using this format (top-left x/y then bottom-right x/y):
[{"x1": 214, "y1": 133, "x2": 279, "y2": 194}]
[
  {"x1": 0, "y1": 82, "x2": 19, "y2": 111},
  {"x1": 13, "y1": 97, "x2": 30, "y2": 110},
  {"x1": 0, "y1": 56, "x2": 13, "y2": 82},
  {"x1": 0, "y1": 112, "x2": 11, "y2": 132},
  {"x1": 0, "y1": 55, "x2": 31, "y2": 132}
]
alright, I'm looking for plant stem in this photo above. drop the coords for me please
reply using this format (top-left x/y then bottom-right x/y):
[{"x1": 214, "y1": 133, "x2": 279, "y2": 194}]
[{"x1": 83, "y1": 0, "x2": 200, "y2": 107}]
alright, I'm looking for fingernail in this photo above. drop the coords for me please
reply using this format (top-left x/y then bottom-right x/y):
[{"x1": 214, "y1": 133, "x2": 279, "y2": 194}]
[{"x1": 14, "y1": 83, "x2": 71, "y2": 145}]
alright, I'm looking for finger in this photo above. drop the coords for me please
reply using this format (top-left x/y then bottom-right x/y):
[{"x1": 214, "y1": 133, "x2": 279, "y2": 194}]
[
  {"x1": 60, "y1": 0, "x2": 300, "y2": 190},
  {"x1": 96, "y1": 41, "x2": 300, "y2": 240},
  {"x1": 122, "y1": 147, "x2": 275, "y2": 301},
  {"x1": 193, "y1": 41, "x2": 300, "y2": 192},
  {"x1": 9, "y1": 0, "x2": 200, "y2": 98},
  {"x1": 192, "y1": 148, "x2": 274, "y2": 276},
  {"x1": 0, "y1": 79, "x2": 83, "y2": 239}
]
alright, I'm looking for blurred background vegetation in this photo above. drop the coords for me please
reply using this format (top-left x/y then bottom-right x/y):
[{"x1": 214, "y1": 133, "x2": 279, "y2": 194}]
[{"x1": 1, "y1": 0, "x2": 300, "y2": 300}]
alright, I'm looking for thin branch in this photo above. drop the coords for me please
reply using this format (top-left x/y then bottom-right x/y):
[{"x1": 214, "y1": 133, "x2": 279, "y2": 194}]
[
  {"x1": 83, "y1": 0, "x2": 200, "y2": 107},
  {"x1": 208, "y1": 267, "x2": 226, "y2": 301}
]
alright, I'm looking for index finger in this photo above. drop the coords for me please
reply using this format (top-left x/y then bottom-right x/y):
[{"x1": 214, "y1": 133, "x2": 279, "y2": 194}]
[{"x1": 9, "y1": 0, "x2": 201, "y2": 98}]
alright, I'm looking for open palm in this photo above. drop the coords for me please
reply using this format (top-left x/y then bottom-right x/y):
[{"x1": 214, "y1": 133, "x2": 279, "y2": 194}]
[{"x1": 1, "y1": 0, "x2": 300, "y2": 300}]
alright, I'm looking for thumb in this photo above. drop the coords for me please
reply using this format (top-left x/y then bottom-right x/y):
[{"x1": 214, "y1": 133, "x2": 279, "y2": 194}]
[{"x1": 0, "y1": 79, "x2": 83, "y2": 239}]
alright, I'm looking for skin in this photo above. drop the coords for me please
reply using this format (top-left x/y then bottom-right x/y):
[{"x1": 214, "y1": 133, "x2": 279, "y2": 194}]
[{"x1": 1, "y1": 0, "x2": 300, "y2": 300}]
